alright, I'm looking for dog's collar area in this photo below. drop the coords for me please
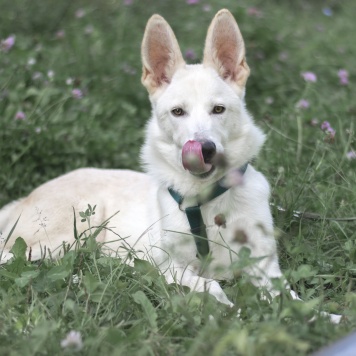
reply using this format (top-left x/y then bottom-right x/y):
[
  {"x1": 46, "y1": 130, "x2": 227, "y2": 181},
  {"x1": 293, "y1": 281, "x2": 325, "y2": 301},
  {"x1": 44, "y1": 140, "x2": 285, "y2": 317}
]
[{"x1": 168, "y1": 162, "x2": 249, "y2": 258}]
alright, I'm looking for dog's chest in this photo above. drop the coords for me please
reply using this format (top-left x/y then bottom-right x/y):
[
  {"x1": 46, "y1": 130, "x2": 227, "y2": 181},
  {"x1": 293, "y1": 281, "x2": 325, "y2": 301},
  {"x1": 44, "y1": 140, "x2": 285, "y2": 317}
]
[{"x1": 158, "y1": 188, "x2": 238, "y2": 271}]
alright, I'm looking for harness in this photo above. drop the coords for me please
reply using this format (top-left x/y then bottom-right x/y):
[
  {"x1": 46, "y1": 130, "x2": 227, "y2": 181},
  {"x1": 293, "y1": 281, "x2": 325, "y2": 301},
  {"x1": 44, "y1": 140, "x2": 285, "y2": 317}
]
[{"x1": 168, "y1": 163, "x2": 248, "y2": 258}]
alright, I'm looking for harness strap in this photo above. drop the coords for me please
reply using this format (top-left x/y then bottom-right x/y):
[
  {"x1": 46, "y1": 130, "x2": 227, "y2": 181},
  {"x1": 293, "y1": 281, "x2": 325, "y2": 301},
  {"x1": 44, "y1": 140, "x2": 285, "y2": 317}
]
[
  {"x1": 168, "y1": 163, "x2": 249, "y2": 258},
  {"x1": 185, "y1": 206, "x2": 209, "y2": 257}
]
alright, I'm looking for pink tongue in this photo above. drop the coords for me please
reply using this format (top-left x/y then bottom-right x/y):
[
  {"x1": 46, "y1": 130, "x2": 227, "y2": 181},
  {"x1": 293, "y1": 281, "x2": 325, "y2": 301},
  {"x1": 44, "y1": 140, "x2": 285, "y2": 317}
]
[{"x1": 182, "y1": 140, "x2": 212, "y2": 174}]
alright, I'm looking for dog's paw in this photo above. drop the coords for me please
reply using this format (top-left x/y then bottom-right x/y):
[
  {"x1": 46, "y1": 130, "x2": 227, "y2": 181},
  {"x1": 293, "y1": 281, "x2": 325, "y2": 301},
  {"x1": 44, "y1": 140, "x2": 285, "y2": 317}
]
[
  {"x1": 327, "y1": 313, "x2": 343, "y2": 324},
  {"x1": 206, "y1": 280, "x2": 234, "y2": 307},
  {"x1": 309, "y1": 311, "x2": 343, "y2": 324},
  {"x1": 289, "y1": 290, "x2": 343, "y2": 324}
]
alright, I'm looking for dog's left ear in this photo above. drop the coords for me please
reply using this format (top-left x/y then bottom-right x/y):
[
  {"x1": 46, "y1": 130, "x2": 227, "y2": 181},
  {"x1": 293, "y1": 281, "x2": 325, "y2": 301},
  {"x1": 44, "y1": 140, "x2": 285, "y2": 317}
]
[{"x1": 203, "y1": 9, "x2": 250, "y2": 90}]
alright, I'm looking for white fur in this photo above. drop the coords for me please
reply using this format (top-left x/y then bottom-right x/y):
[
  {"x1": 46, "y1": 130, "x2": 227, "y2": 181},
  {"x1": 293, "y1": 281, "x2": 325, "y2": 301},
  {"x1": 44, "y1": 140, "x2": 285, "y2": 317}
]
[{"x1": 0, "y1": 11, "x2": 341, "y2": 322}]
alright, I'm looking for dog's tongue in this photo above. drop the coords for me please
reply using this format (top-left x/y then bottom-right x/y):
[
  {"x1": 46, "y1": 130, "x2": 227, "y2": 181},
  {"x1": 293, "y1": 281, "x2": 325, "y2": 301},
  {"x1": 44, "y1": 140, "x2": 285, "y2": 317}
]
[{"x1": 182, "y1": 140, "x2": 212, "y2": 174}]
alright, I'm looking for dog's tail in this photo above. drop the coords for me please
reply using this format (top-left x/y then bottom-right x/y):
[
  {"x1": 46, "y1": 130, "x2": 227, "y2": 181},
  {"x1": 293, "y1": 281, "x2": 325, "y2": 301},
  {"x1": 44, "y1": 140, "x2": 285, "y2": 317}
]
[
  {"x1": 0, "y1": 199, "x2": 23, "y2": 231},
  {"x1": 0, "y1": 199, "x2": 23, "y2": 264}
]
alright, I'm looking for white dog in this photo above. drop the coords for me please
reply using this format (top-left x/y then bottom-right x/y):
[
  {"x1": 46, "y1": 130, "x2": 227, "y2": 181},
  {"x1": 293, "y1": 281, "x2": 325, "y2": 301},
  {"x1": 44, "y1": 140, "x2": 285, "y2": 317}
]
[{"x1": 0, "y1": 10, "x2": 341, "y2": 319}]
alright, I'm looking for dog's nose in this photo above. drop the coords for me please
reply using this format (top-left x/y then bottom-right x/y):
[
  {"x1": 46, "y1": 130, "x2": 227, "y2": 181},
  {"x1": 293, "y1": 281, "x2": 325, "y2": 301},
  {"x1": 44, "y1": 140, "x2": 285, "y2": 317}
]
[{"x1": 201, "y1": 141, "x2": 216, "y2": 163}]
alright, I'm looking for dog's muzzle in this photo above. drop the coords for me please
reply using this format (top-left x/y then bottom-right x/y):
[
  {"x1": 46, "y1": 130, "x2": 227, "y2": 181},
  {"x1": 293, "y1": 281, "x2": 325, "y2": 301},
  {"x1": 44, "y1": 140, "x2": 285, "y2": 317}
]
[{"x1": 182, "y1": 140, "x2": 216, "y2": 178}]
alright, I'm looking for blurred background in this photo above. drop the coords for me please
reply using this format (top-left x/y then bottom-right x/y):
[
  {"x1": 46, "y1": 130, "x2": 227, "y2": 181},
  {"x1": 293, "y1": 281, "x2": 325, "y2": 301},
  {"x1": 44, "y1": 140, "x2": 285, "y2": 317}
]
[{"x1": 0, "y1": 0, "x2": 355, "y2": 211}]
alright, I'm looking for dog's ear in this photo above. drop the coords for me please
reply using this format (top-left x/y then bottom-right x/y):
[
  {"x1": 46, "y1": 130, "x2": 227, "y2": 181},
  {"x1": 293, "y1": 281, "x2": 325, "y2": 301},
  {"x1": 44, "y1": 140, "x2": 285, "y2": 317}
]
[
  {"x1": 141, "y1": 15, "x2": 185, "y2": 94},
  {"x1": 203, "y1": 9, "x2": 250, "y2": 89}
]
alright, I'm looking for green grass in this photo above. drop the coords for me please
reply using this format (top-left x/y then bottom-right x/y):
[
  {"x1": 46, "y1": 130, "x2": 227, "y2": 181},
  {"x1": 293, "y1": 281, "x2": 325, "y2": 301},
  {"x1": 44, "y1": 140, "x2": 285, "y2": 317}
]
[{"x1": 1, "y1": 0, "x2": 356, "y2": 354}]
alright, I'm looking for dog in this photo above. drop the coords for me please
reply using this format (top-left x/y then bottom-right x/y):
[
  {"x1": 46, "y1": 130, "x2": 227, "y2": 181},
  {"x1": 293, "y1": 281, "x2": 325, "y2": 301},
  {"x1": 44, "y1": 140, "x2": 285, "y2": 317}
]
[{"x1": 0, "y1": 10, "x2": 342, "y2": 320}]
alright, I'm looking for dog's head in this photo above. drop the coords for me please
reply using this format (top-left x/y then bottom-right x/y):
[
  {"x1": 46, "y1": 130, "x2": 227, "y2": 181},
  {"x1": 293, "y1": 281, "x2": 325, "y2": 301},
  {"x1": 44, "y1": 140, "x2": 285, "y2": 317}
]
[{"x1": 141, "y1": 10, "x2": 265, "y2": 191}]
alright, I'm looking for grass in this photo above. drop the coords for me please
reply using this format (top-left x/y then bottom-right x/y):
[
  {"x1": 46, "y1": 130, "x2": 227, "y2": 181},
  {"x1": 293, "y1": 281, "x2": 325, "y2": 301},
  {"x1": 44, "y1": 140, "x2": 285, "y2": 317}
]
[{"x1": 0, "y1": 0, "x2": 356, "y2": 354}]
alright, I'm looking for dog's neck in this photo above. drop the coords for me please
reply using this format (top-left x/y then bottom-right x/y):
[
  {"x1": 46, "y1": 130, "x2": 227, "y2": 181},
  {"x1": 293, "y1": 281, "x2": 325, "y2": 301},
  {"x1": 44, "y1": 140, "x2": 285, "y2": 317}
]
[{"x1": 168, "y1": 162, "x2": 249, "y2": 206}]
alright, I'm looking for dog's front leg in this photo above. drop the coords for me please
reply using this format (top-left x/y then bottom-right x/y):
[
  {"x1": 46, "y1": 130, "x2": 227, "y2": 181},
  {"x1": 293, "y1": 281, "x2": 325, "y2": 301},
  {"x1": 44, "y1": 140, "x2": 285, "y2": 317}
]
[{"x1": 164, "y1": 265, "x2": 234, "y2": 307}]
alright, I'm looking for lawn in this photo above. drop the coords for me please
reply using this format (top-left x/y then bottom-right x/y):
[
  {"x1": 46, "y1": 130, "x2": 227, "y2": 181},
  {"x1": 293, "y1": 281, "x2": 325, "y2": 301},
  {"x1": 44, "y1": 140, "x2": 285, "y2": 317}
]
[{"x1": 0, "y1": 0, "x2": 356, "y2": 355}]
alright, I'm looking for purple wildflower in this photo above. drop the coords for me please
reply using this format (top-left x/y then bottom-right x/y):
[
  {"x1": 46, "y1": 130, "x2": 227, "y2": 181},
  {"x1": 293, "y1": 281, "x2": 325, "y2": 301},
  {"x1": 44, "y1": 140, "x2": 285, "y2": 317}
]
[
  {"x1": 123, "y1": 0, "x2": 133, "y2": 5},
  {"x1": 1, "y1": 35, "x2": 15, "y2": 52},
  {"x1": 185, "y1": 49, "x2": 196, "y2": 61},
  {"x1": 15, "y1": 111, "x2": 26, "y2": 120},
  {"x1": 339, "y1": 77, "x2": 348, "y2": 86},
  {"x1": 301, "y1": 72, "x2": 317, "y2": 82},
  {"x1": 186, "y1": 0, "x2": 199, "y2": 4},
  {"x1": 321, "y1": 121, "x2": 336, "y2": 140},
  {"x1": 327, "y1": 127, "x2": 336, "y2": 139},
  {"x1": 75, "y1": 9, "x2": 85, "y2": 18},
  {"x1": 60, "y1": 331, "x2": 83, "y2": 351},
  {"x1": 247, "y1": 7, "x2": 263, "y2": 18},
  {"x1": 296, "y1": 99, "x2": 310, "y2": 109},
  {"x1": 320, "y1": 121, "x2": 331, "y2": 131},
  {"x1": 346, "y1": 151, "x2": 356, "y2": 160},
  {"x1": 338, "y1": 69, "x2": 348, "y2": 78},
  {"x1": 322, "y1": 7, "x2": 333, "y2": 16},
  {"x1": 56, "y1": 30, "x2": 65, "y2": 39},
  {"x1": 338, "y1": 69, "x2": 349, "y2": 85},
  {"x1": 72, "y1": 88, "x2": 83, "y2": 99}
]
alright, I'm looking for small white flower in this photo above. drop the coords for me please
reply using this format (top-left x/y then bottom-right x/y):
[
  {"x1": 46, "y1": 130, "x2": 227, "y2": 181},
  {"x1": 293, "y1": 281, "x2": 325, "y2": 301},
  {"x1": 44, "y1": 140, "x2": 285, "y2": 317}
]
[
  {"x1": 47, "y1": 70, "x2": 55, "y2": 79},
  {"x1": 278, "y1": 166, "x2": 285, "y2": 174},
  {"x1": 27, "y1": 58, "x2": 36, "y2": 66},
  {"x1": 32, "y1": 72, "x2": 43, "y2": 81},
  {"x1": 310, "y1": 118, "x2": 319, "y2": 126},
  {"x1": 346, "y1": 151, "x2": 356, "y2": 160},
  {"x1": 72, "y1": 274, "x2": 79, "y2": 284},
  {"x1": 84, "y1": 25, "x2": 94, "y2": 35},
  {"x1": 60, "y1": 331, "x2": 83, "y2": 351},
  {"x1": 66, "y1": 77, "x2": 73, "y2": 85},
  {"x1": 265, "y1": 97, "x2": 274, "y2": 105}
]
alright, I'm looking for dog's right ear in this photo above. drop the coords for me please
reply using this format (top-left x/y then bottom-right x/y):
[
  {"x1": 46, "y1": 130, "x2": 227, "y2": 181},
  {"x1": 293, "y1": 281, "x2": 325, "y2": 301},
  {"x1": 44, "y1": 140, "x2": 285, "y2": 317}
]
[{"x1": 141, "y1": 15, "x2": 185, "y2": 94}]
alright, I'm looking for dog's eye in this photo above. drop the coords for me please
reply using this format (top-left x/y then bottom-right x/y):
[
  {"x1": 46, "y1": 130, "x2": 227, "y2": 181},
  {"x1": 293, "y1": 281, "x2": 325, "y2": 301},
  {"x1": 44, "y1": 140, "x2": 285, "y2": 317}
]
[
  {"x1": 171, "y1": 108, "x2": 185, "y2": 117},
  {"x1": 212, "y1": 105, "x2": 225, "y2": 114}
]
